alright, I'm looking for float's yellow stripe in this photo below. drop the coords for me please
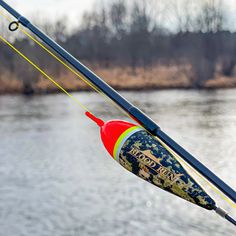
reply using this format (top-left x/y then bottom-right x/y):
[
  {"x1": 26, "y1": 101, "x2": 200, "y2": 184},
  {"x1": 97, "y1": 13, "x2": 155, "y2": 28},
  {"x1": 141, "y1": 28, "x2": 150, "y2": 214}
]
[
  {"x1": 113, "y1": 126, "x2": 141, "y2": 160},
  {"x1": 0, "y1": 34, "x2": 89, "y2": 112}
]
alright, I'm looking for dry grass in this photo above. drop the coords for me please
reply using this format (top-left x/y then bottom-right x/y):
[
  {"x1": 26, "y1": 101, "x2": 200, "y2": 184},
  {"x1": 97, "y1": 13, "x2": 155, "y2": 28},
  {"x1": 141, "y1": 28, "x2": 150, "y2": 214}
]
[
  {"x1": 34, "y1": 64, "x2": 192, "y2": 93},
  {"x1": 1, "y1": 65, "x2": 236, "y2": 94},
  {"x1": 94, "y1": 65, "x2": 191, "y2": 89},
  {"x1": 0, "y1": 72, "x2": 22, "y2": 94},
  {"x1": 205, "y1": 75, "x2": 236, "y2": 88}
]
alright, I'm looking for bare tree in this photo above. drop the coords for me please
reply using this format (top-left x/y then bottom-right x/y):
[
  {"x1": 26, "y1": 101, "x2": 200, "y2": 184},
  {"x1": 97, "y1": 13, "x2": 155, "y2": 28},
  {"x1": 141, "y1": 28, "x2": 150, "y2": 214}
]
[
  {"x1": 188, "y1": 0, "x2": 226, "y2": 87},
  {"x1": 167, "y1": 0, "x2": 197, "y2": 33},
  {"x1": 195, "y1": 0, "x2": 225, "y2": 33},
  {"x1": 110, "y1": 0, "x2": 127, "y2": 38},
  {"x1": 127, "y1": 0, "x2": 154, "y2": 72}
]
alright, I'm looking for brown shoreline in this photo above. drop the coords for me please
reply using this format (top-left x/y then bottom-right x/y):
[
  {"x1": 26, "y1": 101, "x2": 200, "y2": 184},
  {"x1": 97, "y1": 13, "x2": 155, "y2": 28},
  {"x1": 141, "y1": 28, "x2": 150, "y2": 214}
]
[
  {"x1": 1, "y1": 65, "x2": 236, "y2": 95},
  {"x1": 1, "y1": 83, "x2": 236, "y2": 96}
]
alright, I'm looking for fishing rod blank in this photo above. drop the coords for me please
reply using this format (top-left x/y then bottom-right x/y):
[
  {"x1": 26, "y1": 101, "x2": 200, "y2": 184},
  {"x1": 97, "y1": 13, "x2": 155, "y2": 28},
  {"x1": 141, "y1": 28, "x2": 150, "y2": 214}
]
[
  {"x1": 0, "y1": 0, "x2": 235, "y2": 204},
  {"x1": 0, "y1": 0, "x2": 235, "y2": 227}
]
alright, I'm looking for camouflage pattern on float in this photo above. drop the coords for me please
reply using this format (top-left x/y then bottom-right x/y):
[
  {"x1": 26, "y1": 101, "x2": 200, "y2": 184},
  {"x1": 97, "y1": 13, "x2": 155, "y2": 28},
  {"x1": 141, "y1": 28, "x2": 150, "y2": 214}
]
[{"x1": 116, "y1": 129, "x2": 215, "y2": 210}]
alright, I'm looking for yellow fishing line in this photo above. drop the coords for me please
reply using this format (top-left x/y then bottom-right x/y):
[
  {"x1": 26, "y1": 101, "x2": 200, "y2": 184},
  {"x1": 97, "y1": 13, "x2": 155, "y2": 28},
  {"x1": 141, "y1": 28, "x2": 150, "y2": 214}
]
[
  {"x1": 0, "y1": 10, "x2": 133, "y2": 120},
  {"x1": 155, "y1": 136, "x2": 236, "y2": 209},
  {"x1": 0, "y1": 34, "x2": 90, "y2": 112},
  {"x1": 1, "y1": 9, "x2": 235, "y2": 210}
]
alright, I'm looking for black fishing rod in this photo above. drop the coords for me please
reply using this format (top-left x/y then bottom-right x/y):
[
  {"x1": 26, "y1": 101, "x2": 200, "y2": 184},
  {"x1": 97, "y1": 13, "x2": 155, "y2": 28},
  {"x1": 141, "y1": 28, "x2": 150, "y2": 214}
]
[{"x1": 0, "y1": 0, "x2": 235, "y2": 207}]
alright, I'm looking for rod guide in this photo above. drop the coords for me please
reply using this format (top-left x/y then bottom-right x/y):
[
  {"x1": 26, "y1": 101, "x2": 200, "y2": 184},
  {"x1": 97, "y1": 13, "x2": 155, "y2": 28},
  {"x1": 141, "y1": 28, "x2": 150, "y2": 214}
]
[{"x1": 8, "y1": 21, "x2": 19, "y2": 31}]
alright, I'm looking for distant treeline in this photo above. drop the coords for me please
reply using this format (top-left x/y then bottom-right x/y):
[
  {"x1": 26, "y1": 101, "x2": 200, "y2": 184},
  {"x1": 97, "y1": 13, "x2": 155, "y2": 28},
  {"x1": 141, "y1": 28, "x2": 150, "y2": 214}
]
[{"x1": 0, "y1": 0, "x2": 236, "y2": 92}]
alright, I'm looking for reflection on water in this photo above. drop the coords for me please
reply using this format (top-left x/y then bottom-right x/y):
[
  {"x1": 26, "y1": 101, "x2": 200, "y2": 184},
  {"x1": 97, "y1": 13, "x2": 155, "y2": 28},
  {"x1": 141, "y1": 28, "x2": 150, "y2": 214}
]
[{"x1": 0, "y1": 89, "x2": 235, "y2": 236}]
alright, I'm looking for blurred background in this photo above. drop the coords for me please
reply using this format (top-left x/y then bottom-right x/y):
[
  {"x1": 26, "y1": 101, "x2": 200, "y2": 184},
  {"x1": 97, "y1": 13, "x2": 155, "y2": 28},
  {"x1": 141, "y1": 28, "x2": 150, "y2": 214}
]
[{"x1": 0, "y1": 0, "x2": 236, "y2": 236}]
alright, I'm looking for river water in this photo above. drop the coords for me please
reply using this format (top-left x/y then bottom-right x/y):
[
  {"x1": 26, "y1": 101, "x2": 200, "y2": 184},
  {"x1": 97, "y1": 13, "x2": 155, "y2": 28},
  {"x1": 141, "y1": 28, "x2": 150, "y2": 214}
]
[{"x1": 0, "y1": 89, "x2": 235, "y2": 236}]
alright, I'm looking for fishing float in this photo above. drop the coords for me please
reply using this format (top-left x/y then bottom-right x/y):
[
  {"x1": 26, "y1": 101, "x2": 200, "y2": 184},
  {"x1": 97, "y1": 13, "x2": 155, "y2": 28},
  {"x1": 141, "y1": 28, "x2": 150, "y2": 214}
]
[{"x1": 0, "y1": 0, "x2": 235, "y2": 227}]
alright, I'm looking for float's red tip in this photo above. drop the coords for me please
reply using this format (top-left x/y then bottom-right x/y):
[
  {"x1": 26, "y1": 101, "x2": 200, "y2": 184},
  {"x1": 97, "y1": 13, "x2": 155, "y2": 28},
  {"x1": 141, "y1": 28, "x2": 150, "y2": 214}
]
[
  {"x1": 100, "y1": 120, "x2": 136, "y2": 157},
  {"x1": 85, "y1": 112, "x2": 104, "y2": 127}
]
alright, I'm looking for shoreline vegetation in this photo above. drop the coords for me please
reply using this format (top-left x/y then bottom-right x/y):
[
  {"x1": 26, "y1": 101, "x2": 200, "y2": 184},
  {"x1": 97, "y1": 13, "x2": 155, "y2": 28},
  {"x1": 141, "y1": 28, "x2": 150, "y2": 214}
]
[
  {"x1": 1, "y1": 1, "x2": 236, "y2": 94},
  {"x1": 1, "y1": 65, "x2": 236, "y2": 95}
]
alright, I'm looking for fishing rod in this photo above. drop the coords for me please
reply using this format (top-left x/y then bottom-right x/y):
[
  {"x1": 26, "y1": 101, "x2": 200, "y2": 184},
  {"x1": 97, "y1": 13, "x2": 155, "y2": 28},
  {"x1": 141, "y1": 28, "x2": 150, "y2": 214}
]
[{"x1": 0, "y1": 0, "x2": 235, "y2": 227}]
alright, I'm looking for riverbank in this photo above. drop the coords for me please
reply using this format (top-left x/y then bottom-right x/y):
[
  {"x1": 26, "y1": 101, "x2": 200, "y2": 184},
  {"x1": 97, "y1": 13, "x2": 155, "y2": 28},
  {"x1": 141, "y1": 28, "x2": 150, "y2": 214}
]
[{"x1": 1, "y1": 65, "x2": 236, "y2": 94}]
